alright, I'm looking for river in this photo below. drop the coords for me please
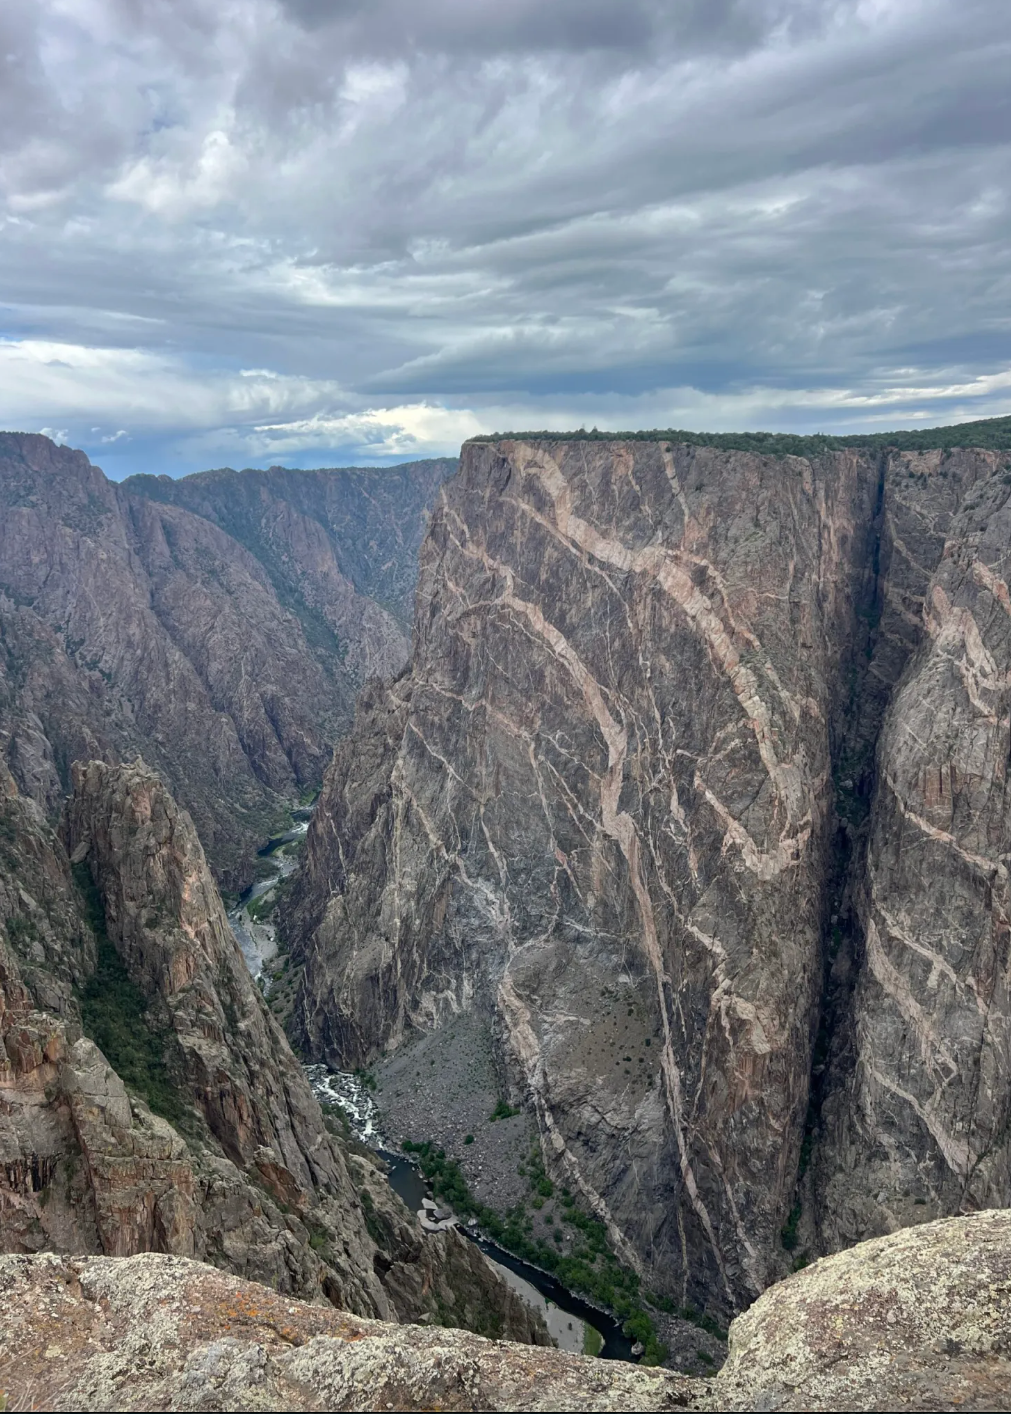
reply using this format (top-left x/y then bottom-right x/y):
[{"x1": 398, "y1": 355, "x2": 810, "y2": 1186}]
[
  {"x1": 299, "y1": 1063, "x2": 633, "y2": 1361},
  {"x1": 229, "y1": 809, "x2": 631, "y2": 1362},
  {"x1": 227, "y1": 814, "x2": 309, "y2": 978}
]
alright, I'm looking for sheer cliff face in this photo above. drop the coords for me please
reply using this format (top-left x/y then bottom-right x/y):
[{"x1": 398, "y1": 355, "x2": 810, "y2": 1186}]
[
  {"x1": 0, "y1": 435, "x2": 449, "y2": 890},
  {"x1": 1, "y1": 755, "x2": 386, "y2": 1308},
  {"x1": 285, "y1": 437, "x2": 1010, "y2": 1314},
  {"x1": 817, "y1": 468, "x2": 1011, "y2": 1247},
  {"x1": 64, "y1": 759, "x2": 347, "y2": 1190},
  {"x1": 287, "y1": 439, "x2": 877, "y2": 1309},
  {"x1": 123, "y1": 457, "x2": 456, "y2": 635}
]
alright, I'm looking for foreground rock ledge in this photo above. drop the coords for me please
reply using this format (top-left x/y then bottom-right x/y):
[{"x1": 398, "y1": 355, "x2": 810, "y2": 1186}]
[
  {"x1": 717, "y1": 1208, "x2": 1011, "y2": 1412},
  {"x1": 4, "y1": 1211, "x2": 1011, "y2": 1411},
  {"x1": 0, "y1": 1252, "x2": 694, "y2": 1412}
]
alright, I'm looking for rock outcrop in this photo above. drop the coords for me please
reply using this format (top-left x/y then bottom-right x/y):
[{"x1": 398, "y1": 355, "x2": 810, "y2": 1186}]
[
  {"x1": 283, "y1": 435, "x2": 1011, "y2": 1318},
  {"x1": 0, "y1": 1250, "x2": 689, "y2": 1412},
  {"x1": 3, "y1": 1210, "x2": 1011, "y2": 1410},
  {"x1": 715, "y1": 1209, "x2": 1011, "y2": 1411},
  {"x1": 0, "y1": 756, "x2": 94, "y2": 1022},
  {"x1": 0, "y1": 435, "x2": 452, "y2": 890},
  {"x1": 64, "y1": 758, "x2": 345, "y2": 1191},
  {"x1": 1, "y1": 757, "x2": 545, "y2": 1344}
]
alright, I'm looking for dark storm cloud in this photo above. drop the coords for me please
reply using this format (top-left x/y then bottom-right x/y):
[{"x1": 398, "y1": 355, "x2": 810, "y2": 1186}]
[
  {"x1": 1, "y1": 0, "x2": 1009, "y2": 472},
  {"x1": 277, "y1": 0, "x2": 838, "y2": 55}
]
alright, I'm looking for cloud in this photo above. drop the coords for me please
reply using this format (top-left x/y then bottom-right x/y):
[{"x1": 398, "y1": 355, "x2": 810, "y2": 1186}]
[
  {"x1": 0, "y1": 337, "x2": 346, "y2": 436},
  {"x1": 5, "y1": 332, "x2": 1011, "y2": 481},
  {"x1": 0, "y1": 0, "x2": 1009, "y2": 475},
  {"x1": 250, "y1": 404, "x2": 487, "y2": 457},
  {"x1": 277, "y1": 0, "x2": 857, "y2": 59}
]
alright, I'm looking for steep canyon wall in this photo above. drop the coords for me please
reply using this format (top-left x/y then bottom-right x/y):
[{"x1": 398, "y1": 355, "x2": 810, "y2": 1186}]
[
  {"x1": 284, "y1": 437, "x2": 1010, "y2": 1315},
  {"x1": 0, "y1": 756, "x2": 543, "y2": 1343},
  {"x1": 0, "y1": 435, "x2": 452, "y2": 891}
]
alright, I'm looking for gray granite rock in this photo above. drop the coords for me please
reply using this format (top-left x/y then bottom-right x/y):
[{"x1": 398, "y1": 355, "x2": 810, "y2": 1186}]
[{"x1": 283, "y1": 436, "x2": 1011, "y2": 1319}]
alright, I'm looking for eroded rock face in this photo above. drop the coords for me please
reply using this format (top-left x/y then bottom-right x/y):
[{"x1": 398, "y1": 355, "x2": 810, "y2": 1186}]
[
  {"x1": 285, "y1": 439, "x2": 875, "y2": 1310},
  {"x1": 283, "y1": 437, "x2": 1011, "y2": 1316},
  {"x1": 65, "y1": 757, "x2": 344, "y2": 1189},
  {"x1": 1, "y1": 758, "x2": 545, "y2": 1343},
  {"x1": 0, "y1": 434, "x2": 451, "y2": 890},
  {"x1": 123, "y1": 457, "x2": 456, "y2": 639},
  {"x1": 716, "y1": 1210, "x2": 1011, "y2": 1411},
  {"x1": 0, "y1": 923, "x2": 197, "y2": 1262},
  {"x1": 0, "y1": 757, "x2": 95, "y2": 1020}
]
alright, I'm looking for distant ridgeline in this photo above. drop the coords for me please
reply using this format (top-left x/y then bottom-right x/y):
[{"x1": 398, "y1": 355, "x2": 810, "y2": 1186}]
[{"x1": 466, "y1": 413, "x2": 1011, "y2": 458}]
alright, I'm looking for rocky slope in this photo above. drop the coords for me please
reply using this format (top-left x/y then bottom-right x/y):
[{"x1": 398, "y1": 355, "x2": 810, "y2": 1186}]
[
  {"x1": 282, "y1": 435, "x2": 1011, "y2": 1319},
  {"x1": 0, "y1": 756, "x2": 545, "y2": 1344},
  {"x1": 0, "y1": 434, "x2": 452, "y2": 891},
  {"x1": 2, "y1": 1209, "x2": 1010, "y2": 1410}
]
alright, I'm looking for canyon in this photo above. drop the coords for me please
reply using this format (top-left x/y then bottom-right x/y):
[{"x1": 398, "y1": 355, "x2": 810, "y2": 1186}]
[
  {"x1": 283, "y1": 429, "x2": 1011, "y2": 1320},
  {"x1": 6, "y1": 422, "x2": 1011, "y2": 1407},
  {"x1": 0, "y1": 751, "x2": 545, "y2": 1341},
  {"x1": 0, "y1": 434, "x2": 545, "y2": 1361},
  {"x1": 0, "y1": 434, "x2": 453, "y2": 892}
]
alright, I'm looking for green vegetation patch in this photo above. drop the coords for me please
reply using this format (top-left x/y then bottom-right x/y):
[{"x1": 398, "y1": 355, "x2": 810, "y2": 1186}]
[
  {"x1": 0, "y1": 801, "x2": 21, "y2": 871},
  {"x1": 583, "y1": 1322, "x2": 604, "y2": 1357},
  {"x1": 402, "y1": 1138, "x2": 670, "y2": 1365},
  {"x1": 73, "y1": 864, "x2": 188, "y2": 1127},
  {"x1": 467, "y1": 414, "x2": 1011, "y2": 459},
  {"x1": 489, "y1": 1098, "x2": 521, "y2": 1121},
  {"x1": 245, "y1": 891, "x2": 276, "y2": 923},
  {"x1": 5, "y1": 912, "x2": 40, "y2": 948},
  {"x1": 644, "y1": 1285, "x2": 728, "y2": 1341},
  {"x1": 356, "y1": 1186, "x2": 390, "y2": 1251}
]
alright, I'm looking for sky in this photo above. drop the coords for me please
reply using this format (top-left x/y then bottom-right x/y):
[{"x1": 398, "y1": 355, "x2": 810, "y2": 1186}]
[{"x1": 2, "y1": 0, "x2": 1010, "y2": 477}]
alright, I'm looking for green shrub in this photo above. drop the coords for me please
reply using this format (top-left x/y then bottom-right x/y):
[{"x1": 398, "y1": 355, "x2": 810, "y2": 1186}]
[
  {"x1": 489, "y1": 1098, "x2": 521, "y2": 1121},
  {"x1": 5, "y1": 913, "x2": 39, "y2": 946}
]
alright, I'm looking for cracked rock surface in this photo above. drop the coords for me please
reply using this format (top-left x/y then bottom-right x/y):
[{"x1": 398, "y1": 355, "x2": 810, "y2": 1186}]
[
  {"x1": 813, "y1": 464, "x2": 1011, "y2": 1249},
  {"x1": 0, "y1": 1249, "x2": 689, "y2": 1412}
]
